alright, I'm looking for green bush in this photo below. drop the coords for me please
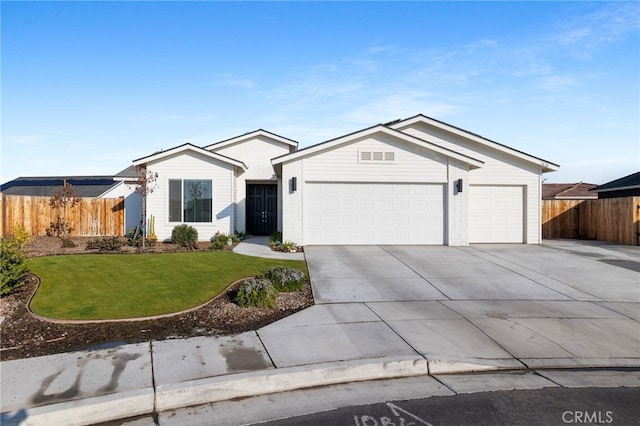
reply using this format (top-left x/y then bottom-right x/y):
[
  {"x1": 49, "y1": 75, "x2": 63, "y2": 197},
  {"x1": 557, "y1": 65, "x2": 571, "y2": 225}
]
[
  {"x1": 12, "y1": 225, "x2": 31, "y2": 248},
  {"x1": 264, "y1": 266, "x2": 305, "y2": 292},
  {"x1": 234, "y1": 277, "x2": 278, "y2": 308},
  {"x1": 210, "y1": 231, "x2": 239, "y2": 251},
  {"x1": 86, "y1": 236, "x2": 124, "y2": 251},
  {"x1": 269, "y1": 231, "x2": 282, "y2": 248},
  {"x1": 1, "y1": 239, "x2": 29, "y2": 296},
  {"x1": 172, "y1": 224, "x2": 198, "y2": 249}
]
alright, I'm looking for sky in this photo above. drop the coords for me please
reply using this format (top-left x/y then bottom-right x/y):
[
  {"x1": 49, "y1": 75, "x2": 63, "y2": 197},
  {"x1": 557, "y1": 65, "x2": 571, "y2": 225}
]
[{"x1": 1, "y1": 1, "x2": 639, "y2": 185}]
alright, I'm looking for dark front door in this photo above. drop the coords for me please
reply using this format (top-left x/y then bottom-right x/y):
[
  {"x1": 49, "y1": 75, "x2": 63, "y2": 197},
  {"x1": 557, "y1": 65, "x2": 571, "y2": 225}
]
[{"x1": 247, "y1": 184, "x2": 278, "y2": 235}]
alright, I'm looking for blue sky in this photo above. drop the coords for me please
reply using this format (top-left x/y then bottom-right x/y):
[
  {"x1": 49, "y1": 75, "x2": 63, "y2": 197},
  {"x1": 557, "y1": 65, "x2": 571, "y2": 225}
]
[{"x1": 2, "y1": 1, "x2": 639, "y2": 185}]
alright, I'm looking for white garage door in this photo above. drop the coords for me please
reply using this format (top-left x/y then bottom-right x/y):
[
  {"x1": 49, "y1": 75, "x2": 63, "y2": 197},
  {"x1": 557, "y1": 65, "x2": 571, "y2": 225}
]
[
  {"x1": 469, "y1": 185, "x2": 524, "y2": 243},
  {"x1": 305, "y1": 182, "x2": 445, "y2": 245}
]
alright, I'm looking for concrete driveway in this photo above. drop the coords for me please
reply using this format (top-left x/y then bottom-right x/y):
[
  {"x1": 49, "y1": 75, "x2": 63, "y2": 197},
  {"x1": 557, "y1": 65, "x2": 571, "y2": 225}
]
[
  {"x1": 267, "y1": 240, "x2": 640, "y2": 371},
  {"x1": 305, "y1": 241, "x2": 640, "y2": 304}
]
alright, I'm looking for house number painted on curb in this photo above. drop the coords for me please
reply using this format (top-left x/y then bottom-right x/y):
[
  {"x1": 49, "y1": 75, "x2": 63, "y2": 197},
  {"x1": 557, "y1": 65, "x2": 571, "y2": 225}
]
[{"x1": 353, "y1": 402, "x2": 432, "y2": 426}]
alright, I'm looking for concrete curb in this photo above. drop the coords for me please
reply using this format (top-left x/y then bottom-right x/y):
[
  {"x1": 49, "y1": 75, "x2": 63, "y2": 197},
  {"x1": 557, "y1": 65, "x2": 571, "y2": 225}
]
[
  {"x1": 155, "y1": 356, "x2": 430, "y2": 412},
  {"x1": 0, "y1": 388, "x2": 154, "y2": 426},
  {"x1": 3, "y1": 355, "x2": 639, "y2": 426}
]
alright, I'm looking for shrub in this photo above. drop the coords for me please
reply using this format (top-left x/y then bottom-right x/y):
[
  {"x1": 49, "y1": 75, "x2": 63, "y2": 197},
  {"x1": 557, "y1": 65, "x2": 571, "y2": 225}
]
[
  {"x1": 210, "y1": 231, "x2": 239, "y2": 251},
  {"x1": 86, "y1": 236, "x2": 124, "y2": 251},
  {"x1": 46, "y1": 216, "x2": 73, "y2": 238},
  {"x1": 234, "y1": 277, "x2": 278, "y2": 308},
  {"x1": 12, "y1": 225, "x2": 31, "y2": 248},
  {"x1": 171, "y1": 224, "x2": 198, "y2": 249},
  {"x1": 280, "y1": 241, "x2": 296, "y2": 253},
  {"x1": 264, "y1": 266, "x2": 305, "y2": 292},
  {"x1": 1, "y1": 239, "x2": 29, "y2": 296},
  {"x1": 269, "y1": 231, "x2": 282, "y2": 248}
]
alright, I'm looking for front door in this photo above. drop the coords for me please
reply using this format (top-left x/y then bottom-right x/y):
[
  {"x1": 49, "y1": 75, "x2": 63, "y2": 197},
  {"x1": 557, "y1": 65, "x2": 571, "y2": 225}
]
[{"x1": 247, "y1": 184, "x2": 278, "y2": 235}]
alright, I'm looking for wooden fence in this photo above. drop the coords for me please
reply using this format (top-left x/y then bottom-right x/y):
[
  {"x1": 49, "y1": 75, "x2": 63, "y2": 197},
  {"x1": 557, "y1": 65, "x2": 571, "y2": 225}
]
[
  {"x1": 1, "y1": 194, "x2": 125, "y2": 237},
  {"x1": 542, "y1": 197, "x2": 640, "y2": 245}
]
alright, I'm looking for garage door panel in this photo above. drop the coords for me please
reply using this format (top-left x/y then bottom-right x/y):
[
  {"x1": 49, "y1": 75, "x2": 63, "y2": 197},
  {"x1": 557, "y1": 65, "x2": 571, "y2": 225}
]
[
  {"x1": 469, "y1": 185, "x2": 524, "y2": 243},
  {"x1": 306, "y1": 182, "x2": 444, "y2": 245}
]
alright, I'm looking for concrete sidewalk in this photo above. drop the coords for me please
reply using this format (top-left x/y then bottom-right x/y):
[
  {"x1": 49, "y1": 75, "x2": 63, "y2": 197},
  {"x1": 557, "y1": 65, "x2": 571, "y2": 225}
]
[{"x1": 2, "y1": 240, "x2": 639, "y2": 425}]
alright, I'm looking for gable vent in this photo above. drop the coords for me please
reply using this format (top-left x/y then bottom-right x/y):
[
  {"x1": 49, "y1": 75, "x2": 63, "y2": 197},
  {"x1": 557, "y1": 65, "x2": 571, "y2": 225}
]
[
  {"x1": 360, "y1": 151, "x2": 372, "y2": 161},
  {"x1": 359, "y1": 150, "x2": 396, "y2": 164}
]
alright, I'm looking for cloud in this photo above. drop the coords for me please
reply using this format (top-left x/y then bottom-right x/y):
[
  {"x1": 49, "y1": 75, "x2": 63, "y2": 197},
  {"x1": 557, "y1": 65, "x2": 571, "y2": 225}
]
[
  {"x1": 537, "y1": 74, "x2": 579, "y2": 91},
  {"x1": 551, "y1": 2, "x2": 640, "y2": 56},
  {"x1": 5, "y1": 135, "x2": 46, "y2": 145},
  {"x1": 223, "y1": 79, "x2": 254, "y2": 89}
]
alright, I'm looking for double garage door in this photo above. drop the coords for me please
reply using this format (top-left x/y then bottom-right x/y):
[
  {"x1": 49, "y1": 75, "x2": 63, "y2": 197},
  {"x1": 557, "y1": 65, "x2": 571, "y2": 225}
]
[
  {"x1": 304, "y1": 182, "x2": 525, "y2": 245},
  {"x1": 305, "y1": 182, "x2": 445, "y2": 245}
]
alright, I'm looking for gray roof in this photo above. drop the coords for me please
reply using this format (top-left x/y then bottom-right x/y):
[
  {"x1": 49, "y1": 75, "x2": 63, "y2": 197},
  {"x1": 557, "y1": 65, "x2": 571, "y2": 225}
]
[
  {"x1": 590, "y1": 171, "x2": 640, "y2": 192},
  {"x1": 1, "y1": 175, "x2": 120, "y2": 197},
  {"x1": 114, "y1": 165, "x2": 140, "y2": 179}
]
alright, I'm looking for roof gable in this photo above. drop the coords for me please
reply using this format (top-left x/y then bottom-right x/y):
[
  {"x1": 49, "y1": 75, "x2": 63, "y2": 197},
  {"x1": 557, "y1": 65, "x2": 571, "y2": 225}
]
[
  {"x1": 272, "y1": 124, "x2": 484, "y2": 169},
  {"x1": 133, "y1": 143, "x2": 247, "y2": 170},
  {"x1": 389, "y1": 114, "x2": 559, "y2": 173},
  {"x1": 204, "y1": 129, "x2": 298, "y2": 152}
]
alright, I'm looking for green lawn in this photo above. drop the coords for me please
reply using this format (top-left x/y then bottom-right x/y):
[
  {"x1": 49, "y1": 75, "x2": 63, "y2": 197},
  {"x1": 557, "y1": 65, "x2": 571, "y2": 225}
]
[{"x1": 29, "y1": 251, "x2": 307, "y2": 320}]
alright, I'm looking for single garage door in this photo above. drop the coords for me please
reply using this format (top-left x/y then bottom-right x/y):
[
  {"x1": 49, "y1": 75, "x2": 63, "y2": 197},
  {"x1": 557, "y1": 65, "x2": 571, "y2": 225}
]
[
  {"x1": 305, "y1": 182, "x2": 445, "y2": 245},
  {"x1": 469, "y1": 185, "x2": 524, "y2": 243}
]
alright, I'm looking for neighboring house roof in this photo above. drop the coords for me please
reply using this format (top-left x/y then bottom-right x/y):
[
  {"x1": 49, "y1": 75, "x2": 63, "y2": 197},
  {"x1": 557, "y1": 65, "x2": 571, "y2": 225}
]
[
  {"x1": 132, "y1": 143, "x2": 248, "y2": 171},
  {"x1": 0, "y1": 176, "x2": 119, "y2": 197},
  {"x1": 590, "y1": 171, "x2": 640, "y2": 193},
  {"x1": 388, "y1": 114, "x2": 560, "y2": 173},
  {"x1": 271, "y1": 124, "x2": 485, "y2": 169},
  {"x1": 542, "y1": 182, "x2": 598, "y2": 200},
  {"x1": 114, "y1": 165, "x2": 140, "y2": 180},
  {"x1": 203, "y1": 129, "x2": 298, "y2": 151}
]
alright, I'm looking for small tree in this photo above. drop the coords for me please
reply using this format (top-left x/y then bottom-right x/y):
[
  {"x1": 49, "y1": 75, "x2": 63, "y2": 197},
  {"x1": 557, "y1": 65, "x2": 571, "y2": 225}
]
[
  {"x1": 131, "y1": 166, "x2": 158, "y2": 250},
  {"x1": 46, "y1": 180, "x2": 81, "y2": 240}
]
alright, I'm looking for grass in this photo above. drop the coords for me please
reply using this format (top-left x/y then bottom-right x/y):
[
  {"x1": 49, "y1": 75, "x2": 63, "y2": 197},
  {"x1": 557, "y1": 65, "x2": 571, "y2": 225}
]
[{"x1": 29, "y1": 251, "x2": 307, "y2": 321}]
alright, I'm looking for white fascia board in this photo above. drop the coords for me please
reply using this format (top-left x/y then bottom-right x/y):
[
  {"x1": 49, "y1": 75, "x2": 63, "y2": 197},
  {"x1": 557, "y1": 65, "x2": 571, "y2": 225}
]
[
  {"x1": 390, "y1": 115, "x2": 560, "y2": 172},
  {"x1": 97, "y1": 181, "x2": 123, "y2": 198},
  {"x1": 271, "y1": 125, "x2": 484, "y2": 169},
  {"x1": 133, "y1": 144, "x2": 247, "y2": 171},
  {"x1": 204, "y1": 130, "x2": 298, "y2": 151}
]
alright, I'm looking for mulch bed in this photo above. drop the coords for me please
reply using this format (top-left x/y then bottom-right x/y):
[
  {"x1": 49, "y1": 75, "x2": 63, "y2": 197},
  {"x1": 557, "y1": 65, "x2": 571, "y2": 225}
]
[{"x1": 0, "y1": 236, "x2": 313, "y2": 361}]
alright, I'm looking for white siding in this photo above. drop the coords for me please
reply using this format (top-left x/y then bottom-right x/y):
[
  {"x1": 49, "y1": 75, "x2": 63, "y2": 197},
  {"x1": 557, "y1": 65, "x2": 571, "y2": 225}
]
[
  {"x1": 446, "y1": 159, "x2": 469, "y2": 246},
  {"x1": 302, "y1": 134, "x2": 448, "y2": 183},
  {"x1": 145, "y1": 152, "x2": 235, "y2": 241},
  {"x1": 100, "y1": 181, "x2": 142, "y2": 234},
  {"x1": 282, "y1": 160, "x2": 304, "y2": 244},
  {"x1": 210, "y1": 136, "x2": 291, "y2": 232},
  {"x1": 397, "y1": 122, "x2": 542, "y2": 243}
]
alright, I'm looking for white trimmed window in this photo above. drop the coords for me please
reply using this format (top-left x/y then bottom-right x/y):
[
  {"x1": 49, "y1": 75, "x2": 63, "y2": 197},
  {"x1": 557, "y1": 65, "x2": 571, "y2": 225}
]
[{"x1": 169, "y1": 179, "x2": 213, "y2": 222}]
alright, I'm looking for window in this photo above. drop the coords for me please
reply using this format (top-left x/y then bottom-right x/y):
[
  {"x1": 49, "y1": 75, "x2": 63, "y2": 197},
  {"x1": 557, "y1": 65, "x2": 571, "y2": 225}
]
[{"x1": 168, "y1": 179, "x2": 213, "y2": 222}]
